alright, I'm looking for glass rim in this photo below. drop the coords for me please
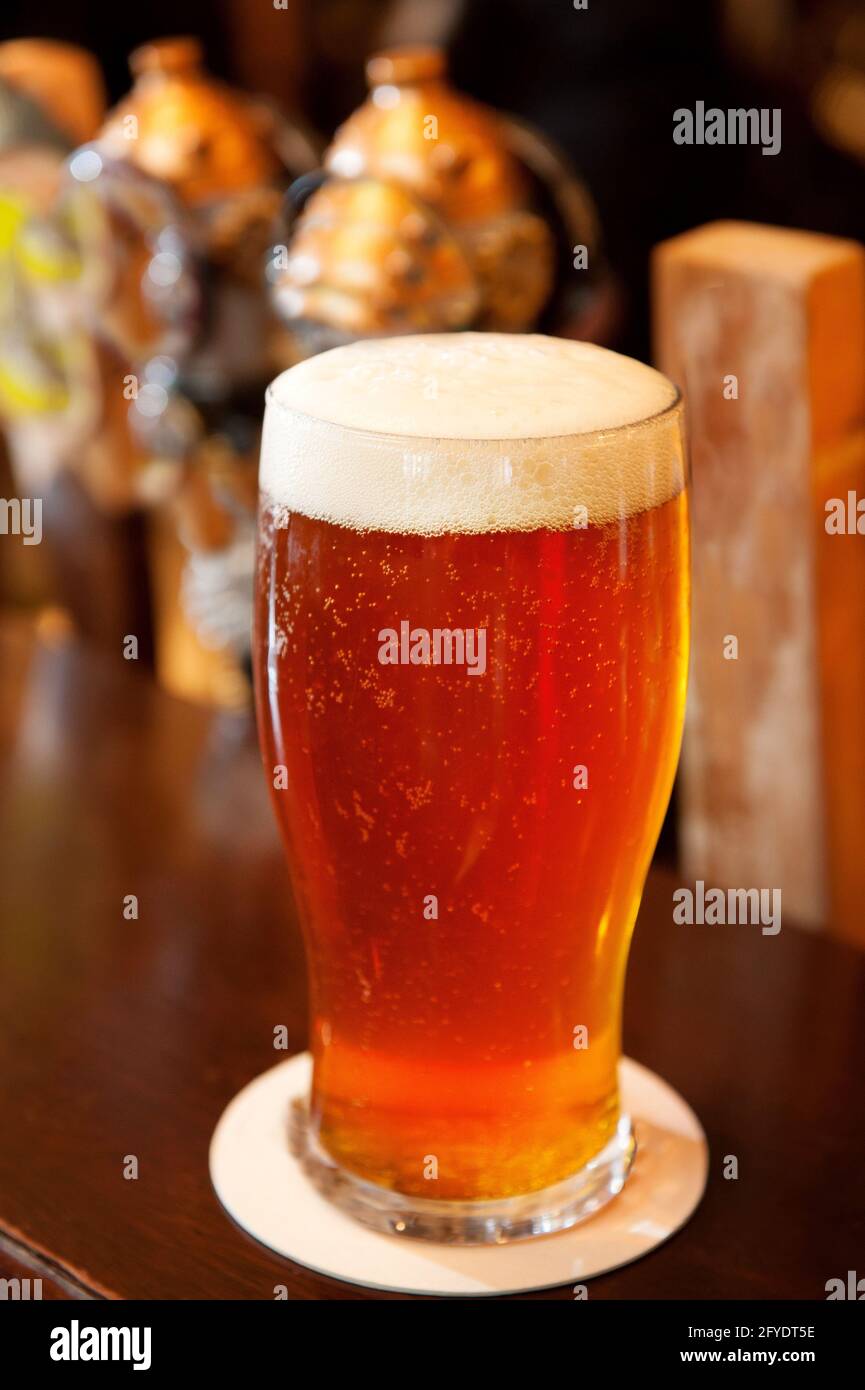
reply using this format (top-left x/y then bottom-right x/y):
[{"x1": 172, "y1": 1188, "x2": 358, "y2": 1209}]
[{"x1": 263, "y1": 379, "x2": 684, "y2": 448}]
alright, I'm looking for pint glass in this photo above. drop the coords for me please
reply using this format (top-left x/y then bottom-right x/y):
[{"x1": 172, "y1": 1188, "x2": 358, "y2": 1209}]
[{"x1": 254, "y1": 333, "x2": 688, "y2": 1242}]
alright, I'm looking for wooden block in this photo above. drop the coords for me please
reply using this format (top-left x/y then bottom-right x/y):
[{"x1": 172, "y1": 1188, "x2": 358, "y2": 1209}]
[{"x1": 652, "y1": 220, "x2": 865, "y2": 942}]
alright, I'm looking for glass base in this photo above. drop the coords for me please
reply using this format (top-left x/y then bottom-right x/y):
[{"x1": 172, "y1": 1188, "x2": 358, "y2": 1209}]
[{"x1": 288, "y1": 1099, "x2": 636, "y2": 1246}]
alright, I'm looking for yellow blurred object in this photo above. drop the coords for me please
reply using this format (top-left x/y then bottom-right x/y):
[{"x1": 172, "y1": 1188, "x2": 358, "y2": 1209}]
[
  {"x1": 0, "y1": 73, "x2": 102, "y2": 479},
  {"x1": 0, "y1": 36, "x2": 320, "y2": 707}
]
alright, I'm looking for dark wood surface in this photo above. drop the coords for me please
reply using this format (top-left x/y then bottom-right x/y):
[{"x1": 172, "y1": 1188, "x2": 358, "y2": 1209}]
[{"x1": 1, "y1": 618, "x2": 863, "y2": 1300}]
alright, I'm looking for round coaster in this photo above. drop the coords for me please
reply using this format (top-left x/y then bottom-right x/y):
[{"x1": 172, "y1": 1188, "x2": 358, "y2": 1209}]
[{"x1": 210, "y1": 1053, "x2": 708, "y2": 1297}]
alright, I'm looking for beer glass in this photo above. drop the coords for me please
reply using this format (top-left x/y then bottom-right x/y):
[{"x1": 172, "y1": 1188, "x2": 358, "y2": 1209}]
[{"x1": 254, "y1": 333, "x2": 688, "y2": 1243}]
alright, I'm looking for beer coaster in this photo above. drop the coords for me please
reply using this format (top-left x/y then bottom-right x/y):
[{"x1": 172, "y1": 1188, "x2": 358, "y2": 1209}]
[{"x1": 209, "y1": 1052, "x2": 708, "y2": 1297}]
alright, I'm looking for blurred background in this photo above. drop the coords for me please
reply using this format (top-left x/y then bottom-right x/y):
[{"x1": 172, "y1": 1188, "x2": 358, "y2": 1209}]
[{"x1": 0, "y1": 0, "x2": 863, "y2": 905}]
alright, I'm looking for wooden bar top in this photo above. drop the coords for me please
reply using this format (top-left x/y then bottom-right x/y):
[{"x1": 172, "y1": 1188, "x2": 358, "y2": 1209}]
[{"x1": 0, "y1": 619, "x2": 862, "y2": 1299}]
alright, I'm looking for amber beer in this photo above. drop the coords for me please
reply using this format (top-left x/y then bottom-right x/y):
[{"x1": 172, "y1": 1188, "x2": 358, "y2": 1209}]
[{"x1": 254, "y1": 334, "x2": 688, "y2": 1241}]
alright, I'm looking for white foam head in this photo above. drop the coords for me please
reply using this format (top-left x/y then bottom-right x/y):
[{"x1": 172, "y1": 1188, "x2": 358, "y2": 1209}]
[{"x1": 261, "y1": 333, "x2": 684, "y2": 533}]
